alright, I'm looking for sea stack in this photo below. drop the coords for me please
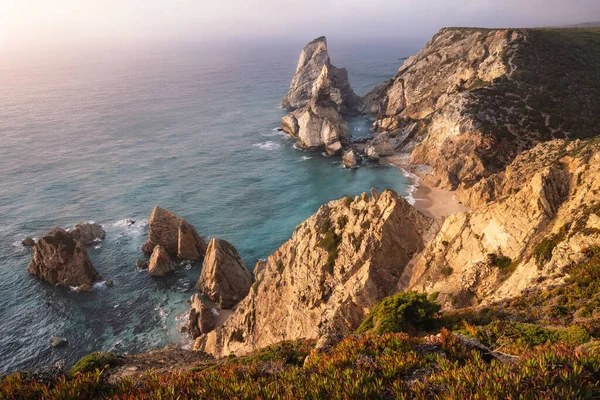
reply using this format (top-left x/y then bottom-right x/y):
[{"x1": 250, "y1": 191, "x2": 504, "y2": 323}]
[
  {"x1": 196, "y1": 238, "x2": 253, "y2": 309},
  {"x1": 142, "y1": 206, "x2": 207, "y2": 261},
  {"x1": 28, "y1": 228, "x2": 101, "y2": 287},
  {"x1": 69, "y1": 222, "x2": 105, "y2": 244},
  {"x1": 281, "y1": 37, "x2": 360, "y2": 155}
]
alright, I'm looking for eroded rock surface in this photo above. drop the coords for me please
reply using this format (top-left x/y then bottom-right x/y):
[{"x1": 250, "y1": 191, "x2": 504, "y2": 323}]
[
  {"x1": 28, "y1": 228, "x2": 101, "y2": 286},
  {"x1": 69, "y1": 222, "x2": 105, "y2": 244},
  {"x1": 148, "y1": 245, "x2": 173, "y2": 276},
  {"x1": 197, "y1": 238, "x2": 253, "y2": 309},
  {"x1": 187, "y1": 294, "x2": 217, "y2": 339},
  {"x1": 195, "y1": 190, "x2": 437, "y2": 357}
]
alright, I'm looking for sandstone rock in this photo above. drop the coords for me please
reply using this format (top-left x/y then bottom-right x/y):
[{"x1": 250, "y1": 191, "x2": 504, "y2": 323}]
[
  {"x1": 282, "y1": 36, "x2": 360, "y2": 115},
  {"x1": 365, "y1": 146, "x2": 380, "y2": 161},
  {"x1": 69, "y1": 222, "x2": 105, "y2": 244},
  {"x1": 369, "y1": 132, "x2": 394, "y2": 157},
  {"x1": 281, "y1": 113, "x2": 299, "y2": 136},
  {"x1": 142, "y1": 206, "x2": 206, "y2": 261},
  {"x1": 195, "y1": 190, "x2": 437, "y2": 358},
  {"x1": 50, "y1": 336, "x2": 67, "y2": 348},
  {"x1": 187, "y1": 294, "x2": 217, "y2": 339},
  {"x1": 197, "y1": 238, "x2": 253, "y2": 309},
  {"x1": 342, "y1": 149, "x2": 359, "y2": 169},
  {"x1": 28, "y1": 228, "x2": 101, "y2": 287},
  {"x1": 22, "y1": 237, "x2": 35, "y2": 247},
  {"x1": 148, "y1": 245, "x2": 173, "y2": 277}
]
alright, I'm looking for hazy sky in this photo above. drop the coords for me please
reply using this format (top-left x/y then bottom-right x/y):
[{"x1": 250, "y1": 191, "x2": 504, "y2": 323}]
[{"x1": 1, "y1": 0, "x2": 600, "y2": 52}]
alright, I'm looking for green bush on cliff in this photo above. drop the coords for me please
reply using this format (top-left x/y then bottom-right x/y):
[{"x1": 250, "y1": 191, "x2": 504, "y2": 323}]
[
  {"x1": 69, "y1": 352, "x2": 122, "y2": 375},
  {"x1": 356, "y1": 292, "x2": 441, "y2": 335}
]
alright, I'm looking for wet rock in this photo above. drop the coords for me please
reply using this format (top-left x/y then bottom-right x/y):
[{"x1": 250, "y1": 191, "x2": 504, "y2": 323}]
[
  {"x1": 136, "y1": 259, "x2": 148, "y2": 269},
  {"x1": 148, "y1": 245, "x2": 173, "y2": 277},
  {"x1": 69, "y1": 222, "x2": 105, "y2": 244},
  {"x1": 197, "y1": 238, "x2": 253, "y2": 309},
  {"x1": 78, "y1": 283, "x2": 92, "y2": 292},
  {"x1": 50, "y1": 336, "x2": 67, "y2": 348},
  {"x1": 22, "y1": 237, "x2": 35, "y2": 247},
  {"x1": 105, "y1": 279, "x2": 114, "y2": 287},
  {"x1": 28, "y1": 228, "x2": 101, "y2": 287},
  {"x1": 342, "y1": 149, "x2": 360, "y2": 169}
]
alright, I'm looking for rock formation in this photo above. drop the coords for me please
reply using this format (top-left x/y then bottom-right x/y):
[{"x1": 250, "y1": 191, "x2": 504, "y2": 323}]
[
  {"x1": 364, "y1": 28, "x2": 600, "y2": 196},
  {"x1": 69, "y1": 222, "x2": 105, "y2": 244},
  {"x1": 194, "y1": 190, "x2": 437, "y2": 357},
  {"x1": 28, "y1": 228, "x2": 101, "y2": 286},
  {"x1": 196, "y1": 238, "x2": 253, "y2": 309},
  {"x1": 342, "y1": 149, "x2": 359, "y2": 169},
  {"x1": 282, "y1": 36, "x2": 360, "y2": 115},
  {"x1": 142, "y1": 206, "x2": 206, "y2": 261},
  {"x1": 148, "y1": 245, "x2": 173, "y2": 276},
  {"x1": 281, "y1": 37, "x2": 360, "y2": 154},
  {"x1": 22, "y1": 237, "x2": 35, "y2": 247},
  {"x1": 187, "y1": 294, "x2": 217, "y2": 339}
]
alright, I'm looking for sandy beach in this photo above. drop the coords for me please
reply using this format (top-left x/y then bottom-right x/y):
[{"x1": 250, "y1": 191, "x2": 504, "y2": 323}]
[{"x1": 385, "y1": 154, "x2": 470, "y2": 220}]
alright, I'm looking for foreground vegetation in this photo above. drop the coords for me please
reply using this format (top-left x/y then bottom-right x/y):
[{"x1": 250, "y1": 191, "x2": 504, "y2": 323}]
[{"x1": 3, "y1": 247, "x2": 600, "y2": 399}]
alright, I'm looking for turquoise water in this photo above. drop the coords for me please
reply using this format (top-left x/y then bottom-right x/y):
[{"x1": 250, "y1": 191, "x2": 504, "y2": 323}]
[{"x1": 0, "y1": 41, "x2": 417, "y2": 373}]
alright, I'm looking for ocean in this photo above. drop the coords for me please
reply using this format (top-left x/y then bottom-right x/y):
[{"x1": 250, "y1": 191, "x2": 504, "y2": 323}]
[{"x1": 0, "y1": 39, "x2": 420, "y2": 373}]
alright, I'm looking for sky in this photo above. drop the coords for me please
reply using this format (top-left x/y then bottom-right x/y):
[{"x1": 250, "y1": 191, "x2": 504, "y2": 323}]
[{"x1": 1, "y1": 0, "x2": 600, "y2": 53}]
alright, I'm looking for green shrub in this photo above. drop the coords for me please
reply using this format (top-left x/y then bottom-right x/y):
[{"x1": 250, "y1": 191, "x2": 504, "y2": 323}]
[
  {"x1": 356, "y1": 292, "x2": 441, "y2": 335},
  {"x1": 441, "y1": 266, "x2": 454, "y2": 276},
  {"x1": 69, "y1": 352, "x2": 121, "y2": 375},
  {"x1": 337, "y1": 215, "x2": 349, "y2": 229}
]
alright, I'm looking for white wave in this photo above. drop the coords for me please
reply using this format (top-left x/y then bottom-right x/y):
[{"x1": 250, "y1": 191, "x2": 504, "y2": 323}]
[
  {"x1": 110, "y1": 218, "x2": 148, "y2": 236},
  {"x1": 93, "y1": 281, "x2": 106, "y2": 289},
  {"x1": 353, "y1": 127, "x2": 362, "y2": 131},
  {"x1": 400, "y1": 168, "x2": 420, "y2": 206},
  {"x1": 184, "y1": 263, "x2": 192, "y2": 271},
  {"x1": 300, "y1": 156, "x2": 313, "y2": 161},
  {"x1": 93, "y1": 245, "x2": 101, "y2": 250},
  {"x1": 253, "y1": 141, "x2": 281, "y2": 151}
]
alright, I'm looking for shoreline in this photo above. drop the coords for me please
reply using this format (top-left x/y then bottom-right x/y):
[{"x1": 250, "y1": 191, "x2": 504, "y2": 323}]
[{"x1": 384, "y1": 153, "x2": 470, "y2": 220}]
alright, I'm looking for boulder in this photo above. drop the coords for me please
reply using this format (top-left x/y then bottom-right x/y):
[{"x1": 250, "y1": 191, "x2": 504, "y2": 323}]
[
  {"x1": 142, "y1": 206, "x2": 206, "y2": 261},
  {"x1": 342, "y1": 149, "x2": 360, "y2": 169},
  {"x1": 28, "y1": 228, "x2": 101, "y2": 287},
  {"x1": 22, "y1": 237, "x2": 35, "y2": 247},
  {"x1": 78, "y1": 283, "x2": 92, "y2": 292},
  {"x1": 136, "y1": 259, "x2": 148, "y2": 269},
  {"x1": 69, "y1": 222, "x2": 105, "y2": 244},
  {"x1": 365, "y1": 146, "x2": 380, "y2": 161},
  {"x1": 187, "y1": 294, "x2": 217, "y2": 339},
  {"x1": 105, "y1": 279, "x2": 114, "y2": 287},
  {"x1": 50, "y1": 336, "x2": 67, "y2": 348},
  {"x1": 369, "y1": 132, "x2": 394, "y2": 157},
  {"x1": 148, "y1": 245, "x2": 173, "y2": 276},
  {"x1": 197, "y1": 238, "x2": 253, "y2": 309}
]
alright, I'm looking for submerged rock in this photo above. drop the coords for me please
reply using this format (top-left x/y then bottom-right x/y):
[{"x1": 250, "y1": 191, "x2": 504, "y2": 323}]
[
  {"x1": 187, "y1": 294, "x2": 217, "y2": 339},
  {"x1": 78, "y1": 283, "x2": 92, "y2": 292},
  {"x1": 136, "y1": 259, "x2": 148, "y2": 270},
  {"x1": 142, "y1": 206, "x2": 206, "y2": 261},
  {"x1": 148, "y1": 245, "x2": 173, "y2": 277},
  {"x1": 22, "y1": 237, "x2": 35, "y2": 247},
  {"x1": 69, "y1": 222, "x2": 105, "y2": 245},
  {"x1": 28, "y1": 228, "x2": 101, "y2": 287},
  {"x1": 197, "y1": 238, "x2": 253, "y2": 309},
  {"x1": 105, "y1": 279, "x2": 114, "y2": 287}
]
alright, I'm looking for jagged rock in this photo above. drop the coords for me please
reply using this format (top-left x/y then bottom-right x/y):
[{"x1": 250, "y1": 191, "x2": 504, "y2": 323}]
[
  {"x1": 187, "y1": 294, "x2": 217, "y2": 339},
  {"x1": 342, "y1": 149, "x2": 359, "y2": 169},
  {"x1": 136, "y1": 259, "x2": 148, "y2": 269},
  {"x1": 196, "y1": 238, "x2": 253, "y2": 309},
  {"x1": 291, "y1": 104, "x2": 349, "y2": 153},
  {"x1": 148, "y1": 245, "x2": 173, "y2": 277},
  {"x1": 28, "y1": 228, "x2": 101, "y2": 287},
  {"x1": 369, "y1": 132, "x2": 394, "y2": 157},
  {"x1": 22, "y1": 237, "x2": 35, "y2": 247},
  {"x1": 50, "y1": 336, "x2": 67, "y2": 348},
  {"x1": 365, "y1": 146, "x2": 380, "y2": 161},
  {"x1": 142, "y1": 206, "x2": 206, "y2": 261},
  {"x1": 195, "y1": 190, "x2": 438, "y2": 357},
  {"x1": 69, "y1": 222, "x2": 105, "y2": 244},
  {"x1": 78, "y1": 283, "x2": 92, "y2": 292},
  {"x1": 282, "y1": 36, "x2": 360, "y2": 115}
]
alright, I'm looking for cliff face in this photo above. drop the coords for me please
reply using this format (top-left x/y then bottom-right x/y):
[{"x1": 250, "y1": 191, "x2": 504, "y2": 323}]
[
  {"x1": 365, "y1": 28, "x2": 600, "y2": 194},
  {"x1": 195, "y1": 190, "x2": 438, "y2": 357},
  {"x1": 403, "y1": 138, "x2": 600, "y2": 309}
]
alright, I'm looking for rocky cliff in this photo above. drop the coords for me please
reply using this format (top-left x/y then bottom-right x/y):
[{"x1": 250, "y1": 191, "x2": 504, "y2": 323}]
[
  {"x1": 194, "y1": 190, "x2": 438, "y2": 357},
  {"x1": 365, "y1": 28, "x2": 600, "y2": 195}
]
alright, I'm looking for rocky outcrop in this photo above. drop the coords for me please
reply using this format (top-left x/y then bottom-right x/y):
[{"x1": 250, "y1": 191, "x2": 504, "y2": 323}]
[
  {"x1": 282, "y1": 37, "x2": 360, "y2": 115},
  {"x1": 187, "y1": 294, "x2": 217, "y2": 339},
  {"x1": 22, "y1": 237, "x2": 35, "y2": 247},
  {"x1": 69, "y1": 222, "x2": 105, "y2": 244},
  {"x1": 365, "y1": 28, "x2": 600, "y2": 194},
  {"x1": 28, "y1": 228, "x2": 101, "y2": 286},
  {"x1": 194, "y1": 190, "x2": 437, "y2": 357},
  {"x1": 281, "y1": 37, "x2": 359, "y2": 154},
  {"x1": 342, "y1": 149, "x2": 359, "y2": 168},
  {"x1": 148, "y1": 245, "x2": 173, "y2": 276},
  {"x1": 196, "y1": 238, "x2": 253, "y2": 309},
  {"x1": 142, "y1": 206, "x2": 206, "y2": 261},
  {"x1": 402, "y1": 138, "x2": 600, "y2": 309}
]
